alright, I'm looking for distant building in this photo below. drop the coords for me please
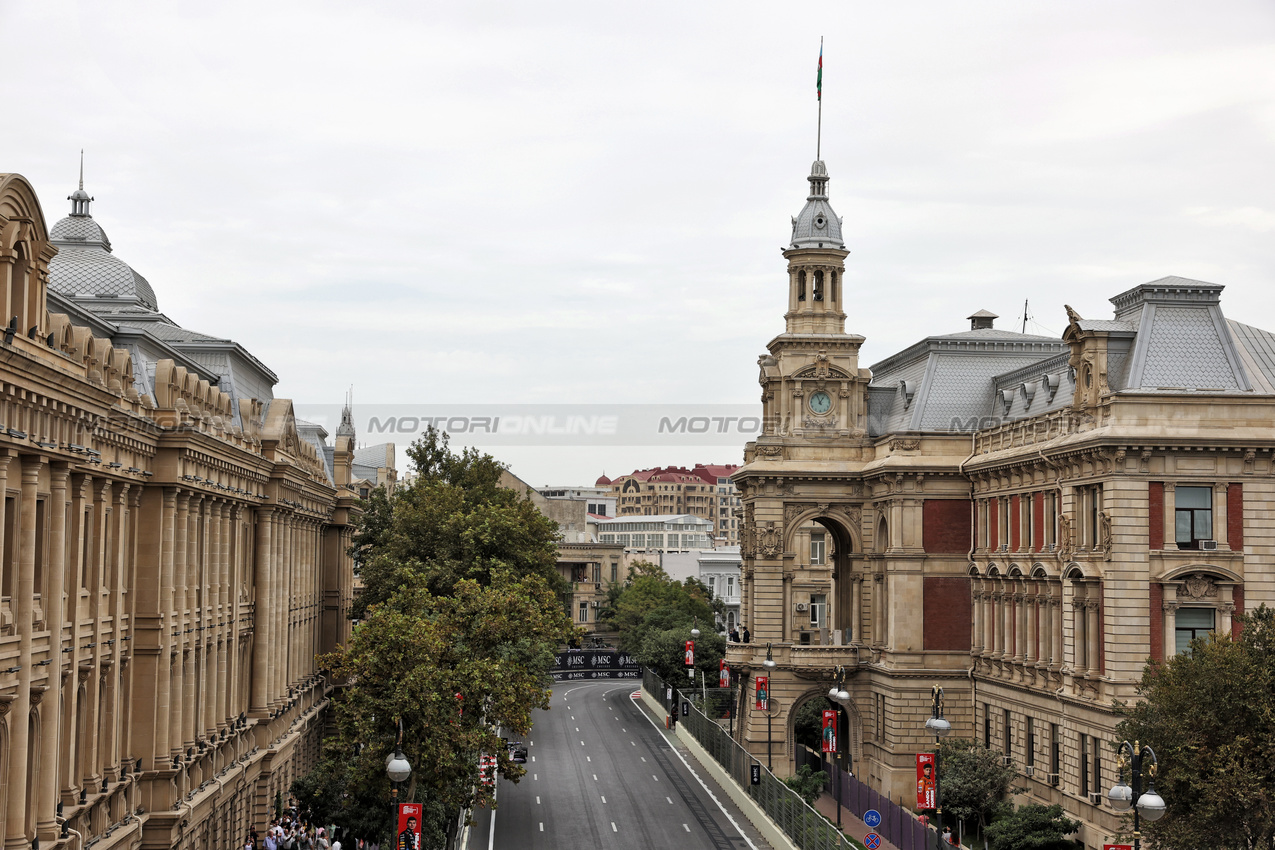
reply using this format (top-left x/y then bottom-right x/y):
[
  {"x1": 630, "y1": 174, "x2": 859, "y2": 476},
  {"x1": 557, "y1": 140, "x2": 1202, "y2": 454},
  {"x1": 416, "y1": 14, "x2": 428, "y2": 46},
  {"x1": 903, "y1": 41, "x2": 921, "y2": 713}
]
[
  {"x1": 537, "y1": 483, "x2": 615, "y2": 518},
  {"x1": 596, "y1": 514, "x2": 714, "y2": 551},
  {"x1": 605, "y1": 463, "x2": 742, "y2": 544}
]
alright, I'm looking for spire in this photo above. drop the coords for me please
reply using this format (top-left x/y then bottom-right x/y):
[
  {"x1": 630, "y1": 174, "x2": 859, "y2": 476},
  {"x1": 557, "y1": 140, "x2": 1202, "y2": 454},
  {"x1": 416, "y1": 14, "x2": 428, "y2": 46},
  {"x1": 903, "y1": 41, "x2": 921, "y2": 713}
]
[
  {"x1": 68, "y1": 150, "x2": 93, "y2": 216},
  {"x1": 788, "y1": 160, "x2": 844, "y2": 250},
  {"x1": 337, "y1": 387, "x2": 355, "y2": 438}
]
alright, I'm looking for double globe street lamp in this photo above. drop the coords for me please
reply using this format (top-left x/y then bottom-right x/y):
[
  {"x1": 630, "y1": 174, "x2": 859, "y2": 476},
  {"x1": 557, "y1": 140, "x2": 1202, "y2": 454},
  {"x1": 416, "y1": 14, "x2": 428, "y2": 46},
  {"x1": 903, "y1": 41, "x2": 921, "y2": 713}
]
[
  {"x1": 827, "y1": 666, "x2": 852, "y2": 830},
  {"x1": 387, "y1": 725, "x2": 412, "y2": 849},
  {"x1": 1107, "y1": 741, "x2": 1166, "y2": 850},
  {"x1": 762, "y1": 643, "x2": 777, "y2": 770},
  {"x1": 921, "y1": 685, "x2": 952, "y2": 849}
]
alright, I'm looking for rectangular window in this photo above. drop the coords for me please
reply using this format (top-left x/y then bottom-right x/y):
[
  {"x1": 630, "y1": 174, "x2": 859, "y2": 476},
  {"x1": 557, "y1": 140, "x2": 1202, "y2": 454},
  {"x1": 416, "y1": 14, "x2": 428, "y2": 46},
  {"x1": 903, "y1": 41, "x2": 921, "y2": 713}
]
[
  {"x1": 1175, "y1": 607, "x2": 1216, "y2": 654},
  {"x1": 578, "y1": 602, "x2": 589, "y2": 623},
  {"x1": 1050, "y1": 724, "x2": 1061, "y2": 780},
  {"x1": 984, "y1": 704, "x2": 992, "y2": 748},
  {"x1": 1004, "y1": 709, "x2": 1012, "y2": 757},
  {"x1": 1044, "y1": 491, "x2": 1057, "y2": 547},
  {"x1": 2, "y1": 495, "x2": 16, "y2": 597},
  {"x1": 1023, "y1": 493, "x2": 1034, "y2": 551},
  {"x1": 1092, "y1": 736, "x2": 1102, "y2": 798},
  {"x1": 1175, "y1": 486, "x2": 1213, "y2": 549},
  {"x1": 591, "y1": 563, "x2": 601, "y2": 583},
  {"x1": 1081, "y1": 735, "x2": 1090, "y2": 796},
  {"x1": 1026, "y1": 717, "x2": 1035, "y2": 767},
  {"x1": 707, "y1": 576, "x2": 716, "y2": 597},
  {"x1": 810, "y1": 532, "x2": 826, "y2": 565},
  {"x1": 610, "y1": 564, "x2": 617, "y2": 583},
  {"x1": 810, "y1": 594, "x2": 826, "y2": 629},
  {"x1": 726, "y1": 576, "x2": 735, "y2": 599}
]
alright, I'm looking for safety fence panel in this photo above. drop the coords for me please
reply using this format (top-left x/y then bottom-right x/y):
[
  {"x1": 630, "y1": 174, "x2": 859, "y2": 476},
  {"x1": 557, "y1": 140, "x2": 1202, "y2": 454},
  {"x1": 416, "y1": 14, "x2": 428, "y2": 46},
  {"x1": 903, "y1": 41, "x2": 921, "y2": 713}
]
[
  {"x1": 643, "y1": 670, "x2": 856, "y2": 850},
  {"x1": 796, "y1": 746, "x2": 936, "y2": 850}
]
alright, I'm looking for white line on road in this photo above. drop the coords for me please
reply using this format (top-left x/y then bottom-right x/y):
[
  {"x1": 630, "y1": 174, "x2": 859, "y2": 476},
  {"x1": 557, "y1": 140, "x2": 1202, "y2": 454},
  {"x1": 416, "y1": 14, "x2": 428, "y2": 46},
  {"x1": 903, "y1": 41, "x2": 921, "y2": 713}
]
[
  {"x1": 600, "y1": 796, "x2": 607, "y2": 804},
  {"x1": 683, "y1": 824, "x2": 691, "y2": 833},
  {"x1": 575, "y1": 727, "x2": 580, "y2": 732},
  {"x1": 586, "y1": 756, "x2": 592, "y2": 762},
  {"x1": 533, "y1": 774, "x2": 537, "y2": 780},
  {"x1": 536, "y1": 797, "x2": 540, "y2": 804},
  {"x1": 666, "y1": 797, "x2": 673, "y2": 804},
  {"x1": 622, "y1": 728, "x2": 627, "y2": 732},
  {"x1": 539, "y1": 824, "x2": 543, "y2": 832},
  {"x1": 640, "y1": 757, "x2": 646, "y2": 762},
  {"x1": 630, "y1": 741, "x2": 635, "y2": 746},
  {"x1": 580, "y1": 741, "x2": 585, "y2": 746},
  {"x1": 611, "y1": 823, "x2": 617, "y2": 833},
  {"x1": 630, "y1": 693, "x2": 760, "y2": 850},
  {"x1": 593, "y1": 774, "x2": 598, "y2": 781},
  {"x1": 652, "y1": 775, "x2": 659, "y2": 781}
]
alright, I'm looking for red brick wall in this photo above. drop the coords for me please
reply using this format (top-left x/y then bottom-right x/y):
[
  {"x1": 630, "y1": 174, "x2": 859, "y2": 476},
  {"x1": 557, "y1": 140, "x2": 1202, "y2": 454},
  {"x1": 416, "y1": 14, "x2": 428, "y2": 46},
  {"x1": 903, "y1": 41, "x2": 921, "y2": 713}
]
[
  {"x1": 923, "y1": 499, "x2": 973, "y2": 554},
  {"x1": 989, "y1": 498, "x2": 999, "y2": 550},
  {"x1": 1010, "y1": 495, "x2": 1021, "y2": 551},
  {"x1": 1033, "y1": 494, "x2": 1044, "y2": 552},
  {"x1": 924, "y1": 576, "x2": 972, "y2": 651},
  {"x1": 1149, "y1": 482, "x2": 1164, "y2": 550},
  {"x1": 1233, "y1": 585, "x2": 1245, "y2": 638},
  {"x1": 1149, "y1": 583, "x2": 1163, "y2": 660},
  {"x1": 1228, "y1": 483, "x2": 1243, "y2": 550}
]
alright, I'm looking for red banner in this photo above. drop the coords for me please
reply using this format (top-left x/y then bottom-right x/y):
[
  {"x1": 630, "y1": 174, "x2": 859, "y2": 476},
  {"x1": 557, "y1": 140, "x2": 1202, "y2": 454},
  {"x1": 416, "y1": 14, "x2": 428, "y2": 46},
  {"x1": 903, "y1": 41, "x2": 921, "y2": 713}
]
[
  {"x1": 396, "y1": 803, "x2": 422, "y2": 850},
  {"x1": 719, "y1": 659, "x2": 729, "y2": 688},
  {"x1": 755, "y1": 676, "x2": 769, "y2": 711},
  {"x1": 684, "y1": 640, "x2": 694, "y2": 667},
  {"x1": 821, "y1": 710, "x2": 837, "y2": 753},
  {"x1": 916, "y1": 753, "x2": 936, "y2": 810}
]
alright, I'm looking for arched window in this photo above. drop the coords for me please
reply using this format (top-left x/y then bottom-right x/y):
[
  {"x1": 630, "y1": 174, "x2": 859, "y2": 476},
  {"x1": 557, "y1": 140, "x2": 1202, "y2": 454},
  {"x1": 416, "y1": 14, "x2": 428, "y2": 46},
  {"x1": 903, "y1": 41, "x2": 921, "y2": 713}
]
[
  {"x1": 797, "y1": 270, "x2": 806, "y2": 301},
  {"x1": 813, "y1": 270, "x2": 824, "y2": 301},
  {"x1": 830, "y1": 271, "x2": 838, "y2": 303}
]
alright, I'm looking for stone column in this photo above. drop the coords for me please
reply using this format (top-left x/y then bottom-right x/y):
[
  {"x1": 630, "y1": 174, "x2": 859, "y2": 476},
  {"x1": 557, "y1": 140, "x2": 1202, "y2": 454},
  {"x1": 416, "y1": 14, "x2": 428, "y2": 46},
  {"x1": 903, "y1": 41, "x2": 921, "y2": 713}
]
[
  {"x1": 1050, "y1": 592, "x2": 1064, "y2": 671},
  {"x1": 1162, "y1": 600, "x2": 1177, "y2": 660},
  {"x1": 1072, "y1": 595, "x2": 1087, "y2": 673},
  {"x1": 971, "y1": 585, "x2": 984, "y2": 655},
  {"x1": 251, "y1": 508, "x2": 273, "y2": 713},
  {"x1": 153, "y1": 487, "x2": 177, "y2": 769},
  {"x1": 37, "y1": 463, "x2": 69, "y2": 842},
  {"x1": 1086, "y1": 599, "x2": 1101, "y2": 676},
  {"x1": 4, "y1": 456, "x2": 41, "y2": 850},
  {"x1": 1163, "y1": 483, "x2": 1176, "y2": 548},
  {"x1": 175, "y1": 492, "x2": 194, "y2": 756},
  {"x1": 1214, "y1": 483, "x2": 1227, "y2": 548},
  {"x1": 1038, "y1": 586, "x2": 1053, "y2": 667},
  {"x1": 982, "y1": 582, "x2": 994, "y2": 658},
  {"x1": 1024, "y1": 583, "x2": 1038, "y2": 667},
  {"x1": 1013, "y1": 582, "x2": 1027, "y2": 664}
]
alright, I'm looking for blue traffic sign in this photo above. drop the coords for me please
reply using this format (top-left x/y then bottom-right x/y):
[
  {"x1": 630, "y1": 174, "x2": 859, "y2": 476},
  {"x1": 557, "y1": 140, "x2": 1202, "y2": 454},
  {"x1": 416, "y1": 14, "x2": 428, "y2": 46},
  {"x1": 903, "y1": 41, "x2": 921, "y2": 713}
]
[
  {"x1": 864, "y1": 833, "x2": 881, "y2": 850},
  {"x1": 864, "y1": 809, "x2": 882, "y2": 828}
]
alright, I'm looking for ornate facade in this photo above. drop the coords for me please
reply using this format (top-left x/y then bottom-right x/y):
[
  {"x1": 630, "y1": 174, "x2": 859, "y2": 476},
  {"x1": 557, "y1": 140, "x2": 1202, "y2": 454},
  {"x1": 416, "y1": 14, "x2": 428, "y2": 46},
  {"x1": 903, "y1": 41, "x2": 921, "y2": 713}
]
[
  {"x1": 0, "y1": 172, "x2": 364, "y2": 850},
  {"x1": 731, "y1": 159, "x2": 1275, "y2": 848}
]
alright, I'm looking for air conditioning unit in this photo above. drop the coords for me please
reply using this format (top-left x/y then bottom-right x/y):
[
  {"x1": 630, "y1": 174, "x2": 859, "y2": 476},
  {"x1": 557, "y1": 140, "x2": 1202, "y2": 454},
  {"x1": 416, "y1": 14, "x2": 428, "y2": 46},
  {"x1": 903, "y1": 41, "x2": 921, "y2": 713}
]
[
  {"x1": 1047, "y1": 772, "x2": 1060, "y2": 787},
  {"x1": 795, "y1": 602, "x2": 809, "y2": 612},
  {"x1": 591, "y1": 601, "x2": 601, "y2": 608},
  {"x1": 1088, "y1": 792, "x2": 1103, "y2": 805},
  {"x1": 1200, "y1": 540, "x2": 1218, "y2": 551},
  {"x1": 1003, "y1": 755, "x2": 1013, "y2": 766},
  {"x1": 1024, "y1": 765, "x2": 1034, "y2": 778},
  {"x1": 999, "y1": 543, "x2": 1009, "y2": 552},
  {"x1": 1046, "y1": 543, "x2": 1057, "y2": 552}
]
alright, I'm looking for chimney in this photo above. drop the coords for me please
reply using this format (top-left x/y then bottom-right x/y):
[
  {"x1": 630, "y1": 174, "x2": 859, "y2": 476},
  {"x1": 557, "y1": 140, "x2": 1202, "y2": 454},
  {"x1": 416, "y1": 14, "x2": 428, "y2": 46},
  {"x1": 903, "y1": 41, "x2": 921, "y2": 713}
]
[{"x1": 968, "y1": 309, "x2": 998, "y2": 331}]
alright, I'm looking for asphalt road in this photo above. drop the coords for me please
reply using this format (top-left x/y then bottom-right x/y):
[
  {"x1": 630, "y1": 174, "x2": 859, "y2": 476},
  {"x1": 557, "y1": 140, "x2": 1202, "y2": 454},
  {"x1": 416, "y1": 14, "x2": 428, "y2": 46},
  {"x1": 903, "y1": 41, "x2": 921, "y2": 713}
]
[{"x1": 468, "y1": 680, "x2": 764, "y2": 850}]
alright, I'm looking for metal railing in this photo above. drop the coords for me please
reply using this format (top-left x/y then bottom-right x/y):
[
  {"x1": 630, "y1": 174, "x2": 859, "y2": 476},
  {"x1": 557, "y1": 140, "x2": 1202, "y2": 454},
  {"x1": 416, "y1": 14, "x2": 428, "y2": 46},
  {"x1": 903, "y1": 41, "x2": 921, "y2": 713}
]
[{"x1": 644, "y1": 670, "x2": 856, "y2": 850}]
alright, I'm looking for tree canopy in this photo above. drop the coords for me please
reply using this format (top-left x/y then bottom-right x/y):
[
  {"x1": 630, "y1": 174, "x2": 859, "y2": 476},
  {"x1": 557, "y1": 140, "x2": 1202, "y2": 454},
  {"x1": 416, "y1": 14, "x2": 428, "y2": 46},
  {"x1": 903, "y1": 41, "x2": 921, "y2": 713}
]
[
  {"x1": 294, "y1": 428, "x2": 573, "y2": 849},
  {"x1": 937, "y1": 738, "x2": 1019, "y2": 838},
  {"x1": 1115, "y1": 604, "x2": 1275, "y2": 850},
  {"x1": 984, "y1": 804, "x2": 1080, "y2": 850}
]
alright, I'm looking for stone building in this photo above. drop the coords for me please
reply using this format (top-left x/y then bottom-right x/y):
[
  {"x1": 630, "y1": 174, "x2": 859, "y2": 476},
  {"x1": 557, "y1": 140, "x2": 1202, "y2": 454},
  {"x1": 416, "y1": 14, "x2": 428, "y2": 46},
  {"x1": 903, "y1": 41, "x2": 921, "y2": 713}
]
[
  {"x1": 730, "y1": 157, "x2": 1275, "y2": 848},
  {"x1": 605, "y1": 464, "x2": 741, "y2": 544},
  {"x1": 0, "y1": 171, "x2": 369, "y2": 850}
]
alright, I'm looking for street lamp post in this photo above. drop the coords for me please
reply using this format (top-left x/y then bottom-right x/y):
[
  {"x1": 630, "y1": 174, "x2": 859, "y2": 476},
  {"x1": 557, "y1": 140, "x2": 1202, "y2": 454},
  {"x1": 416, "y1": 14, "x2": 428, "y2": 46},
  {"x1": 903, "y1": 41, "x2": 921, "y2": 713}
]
[
  {"x1": 386, "y1": 721, "x2": 412, "y2": 849},
  {"x1": 828, "y1": 666, "x2": 852, "y2": 831},
  {"x1": 1107, "y1": 741, "x2": 1166, "y2": 850},
  {"x1": 922, "y1": 684, "x2": 952, "y2": 849},
  {"x1": 762, "y1": 643, "x2": 777, "y2": 770}
]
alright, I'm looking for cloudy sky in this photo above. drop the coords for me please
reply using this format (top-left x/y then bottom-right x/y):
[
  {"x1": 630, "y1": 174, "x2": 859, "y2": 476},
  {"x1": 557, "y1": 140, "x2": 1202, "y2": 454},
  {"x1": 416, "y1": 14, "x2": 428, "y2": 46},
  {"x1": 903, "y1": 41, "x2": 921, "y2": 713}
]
[{"x1": 5, "y1": 1, "x2": 1275, "y2": 485}]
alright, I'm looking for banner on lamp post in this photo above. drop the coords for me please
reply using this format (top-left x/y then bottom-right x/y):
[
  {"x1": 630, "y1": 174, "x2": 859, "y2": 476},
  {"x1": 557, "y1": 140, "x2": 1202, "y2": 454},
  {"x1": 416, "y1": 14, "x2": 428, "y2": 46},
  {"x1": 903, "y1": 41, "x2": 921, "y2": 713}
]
[
  {"x1": 821, "y1": 710, "x2": 837, "y2": 753},
  {"x1": 916, "y1": 753, "x2": 937, "y2": 810},
  {"x1": 396, "y1": 803, "x2": 423, "y2": 850},
  {"x1": 684, "y1": 640, "x2": 695, "y2": 667},
  {"x1": 755, "y1": 676, "x2": 769, "y2": 711},
  {"x1": 719, "y1": 659, "x2": 729, "y2": 687}
]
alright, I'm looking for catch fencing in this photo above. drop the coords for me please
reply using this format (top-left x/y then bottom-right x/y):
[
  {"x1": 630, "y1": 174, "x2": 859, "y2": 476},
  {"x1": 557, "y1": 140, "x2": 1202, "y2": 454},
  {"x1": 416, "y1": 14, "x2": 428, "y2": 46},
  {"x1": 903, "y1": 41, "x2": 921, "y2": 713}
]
[
  {"x1": 795, "y1": 747, "x2": 936, "y2": 850},
  {"x1": 643, "y1": 670, "x2": 856, "y2": 850}
]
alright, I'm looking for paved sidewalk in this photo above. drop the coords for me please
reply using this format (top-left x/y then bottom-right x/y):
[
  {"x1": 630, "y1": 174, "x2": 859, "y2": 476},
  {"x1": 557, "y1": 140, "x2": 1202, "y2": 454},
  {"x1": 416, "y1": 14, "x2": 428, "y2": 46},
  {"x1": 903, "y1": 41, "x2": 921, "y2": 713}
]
[{"x1": 811, "y1": 791, "x2": 901, "y2": 850}]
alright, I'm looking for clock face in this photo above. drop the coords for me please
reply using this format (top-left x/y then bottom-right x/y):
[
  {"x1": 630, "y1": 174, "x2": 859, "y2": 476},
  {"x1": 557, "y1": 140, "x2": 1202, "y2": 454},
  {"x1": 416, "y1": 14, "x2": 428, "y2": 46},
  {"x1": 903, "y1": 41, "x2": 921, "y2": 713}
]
[{"x1": 809, "y1": 391, "x2": 832, "y2": 414}]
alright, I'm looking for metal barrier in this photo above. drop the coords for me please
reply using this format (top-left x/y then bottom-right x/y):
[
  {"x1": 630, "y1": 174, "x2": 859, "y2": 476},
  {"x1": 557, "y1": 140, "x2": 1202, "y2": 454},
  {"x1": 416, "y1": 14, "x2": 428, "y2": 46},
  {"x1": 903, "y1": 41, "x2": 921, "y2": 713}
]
[
  {"x1": 643, "y1": 670, "x2": 856, "y2": 850},
  {"x1": 796, "y1": 746, "x2": 936, "y2": 850}
]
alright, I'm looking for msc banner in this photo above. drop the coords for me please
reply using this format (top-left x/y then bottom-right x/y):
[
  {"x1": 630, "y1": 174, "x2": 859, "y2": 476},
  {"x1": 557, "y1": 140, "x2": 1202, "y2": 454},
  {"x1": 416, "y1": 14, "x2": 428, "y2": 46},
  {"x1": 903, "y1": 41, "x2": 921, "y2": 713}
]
[{"x1": 551, "y1": 649, "x2": 642, "y2": 680}]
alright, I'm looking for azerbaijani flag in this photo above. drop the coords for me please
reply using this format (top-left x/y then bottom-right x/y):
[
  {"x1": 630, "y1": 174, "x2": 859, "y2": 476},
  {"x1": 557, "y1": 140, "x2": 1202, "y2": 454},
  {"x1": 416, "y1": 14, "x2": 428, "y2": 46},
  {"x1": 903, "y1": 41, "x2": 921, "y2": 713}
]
[{"x1": 817, "y1": 42, "x2": 823, "y2": 101}]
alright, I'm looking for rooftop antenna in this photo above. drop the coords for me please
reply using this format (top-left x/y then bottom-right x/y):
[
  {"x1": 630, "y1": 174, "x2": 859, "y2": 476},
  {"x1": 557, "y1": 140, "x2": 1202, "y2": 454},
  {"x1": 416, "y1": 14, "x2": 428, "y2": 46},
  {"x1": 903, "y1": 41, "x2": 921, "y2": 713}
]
[
  {"x1": 78, "y1": 149, "x2": 84, "y2": 190},
  {"x1": 816, "y1": 37, "x2": 824, "y2": 160},
  {"x1": 1022, "y1": 299, "x2": 1028, "y2": 334}
]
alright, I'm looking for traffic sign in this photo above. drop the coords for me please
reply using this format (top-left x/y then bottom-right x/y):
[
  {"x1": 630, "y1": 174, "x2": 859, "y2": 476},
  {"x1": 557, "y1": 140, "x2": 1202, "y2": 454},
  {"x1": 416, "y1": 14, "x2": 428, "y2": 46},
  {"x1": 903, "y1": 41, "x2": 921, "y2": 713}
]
[
  {"x1": 750, "y1": 764, "x2": 761, "y2": 786},
  {"x1": 864, "y1": 833, "x2": 881, "y2": 849},
  {"x1": 863, "y1": 809, "x2": 882, "y2": 828}
]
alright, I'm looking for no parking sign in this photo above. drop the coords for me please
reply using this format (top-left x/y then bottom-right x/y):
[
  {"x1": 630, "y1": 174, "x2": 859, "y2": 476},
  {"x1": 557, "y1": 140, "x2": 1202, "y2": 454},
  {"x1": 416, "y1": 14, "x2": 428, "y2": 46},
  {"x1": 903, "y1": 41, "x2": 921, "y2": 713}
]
[{"x1": 864, "y1": 833, "x2": 881, "y2": 849}]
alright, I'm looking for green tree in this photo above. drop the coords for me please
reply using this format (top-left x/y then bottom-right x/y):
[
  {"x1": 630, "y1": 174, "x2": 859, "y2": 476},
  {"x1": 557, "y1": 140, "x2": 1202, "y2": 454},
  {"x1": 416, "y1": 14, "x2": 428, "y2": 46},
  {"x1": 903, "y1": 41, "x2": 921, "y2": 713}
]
[
  {"x1": 351, "y1": 427, "x2": 565, "y2": 619},
  {"x1": 793, "y1": 697, "x2": 837, "y2": 751},
  {"x1": 937, "y1": 738, "x2": 1020, "y2": 845},
  {"x1": 984, "y1": 804, "x2": 1080, "y2": 850},
  {"x1": 784, "y1": 764, "x2": 829, "y2": 806},
  {"x1": 1115, "y1": 604, "x2": 1275, "y2": 850}
]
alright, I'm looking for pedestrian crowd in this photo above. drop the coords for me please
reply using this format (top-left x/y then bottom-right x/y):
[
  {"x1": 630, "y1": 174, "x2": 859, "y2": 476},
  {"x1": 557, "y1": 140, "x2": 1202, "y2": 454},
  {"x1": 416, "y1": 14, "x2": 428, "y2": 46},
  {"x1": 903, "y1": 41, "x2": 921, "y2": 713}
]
[{"x1": 243, "y1": 802, "x2": 380, "y2": 850}]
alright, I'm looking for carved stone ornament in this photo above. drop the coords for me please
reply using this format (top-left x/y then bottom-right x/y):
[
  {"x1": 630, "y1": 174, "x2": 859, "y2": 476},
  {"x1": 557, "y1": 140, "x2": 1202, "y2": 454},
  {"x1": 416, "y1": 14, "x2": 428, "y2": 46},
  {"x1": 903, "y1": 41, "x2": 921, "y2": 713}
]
[
  {"x1": 1057, "y1": 514, "x2": 1074, "y2": 560},
  {"x1": 784, "y1": 503, "x2": 806, "y2": 524},
  {"x1": 1183, "y1": 573, "x2": 1219, "y2": 600},
  {"x1": 889, "y1": 439, "x2": 921, "y2": 452},
  {"x1": 1099, "y1": 510, "x2": 1113, "y2": 561},
  {"x1": 757, "y1": 445, "x2": 784, "y2": 459},
  {"x1": 759, "y1": 521, "x2": 784, "y2": 558}
]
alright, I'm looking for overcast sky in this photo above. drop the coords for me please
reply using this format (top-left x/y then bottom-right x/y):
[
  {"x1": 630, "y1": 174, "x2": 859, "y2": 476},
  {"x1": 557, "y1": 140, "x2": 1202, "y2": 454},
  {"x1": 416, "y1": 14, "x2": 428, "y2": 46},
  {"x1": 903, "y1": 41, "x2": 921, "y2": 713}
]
[{"x1": 5, "y1": 1, "x2": 1275, "y2": 485}]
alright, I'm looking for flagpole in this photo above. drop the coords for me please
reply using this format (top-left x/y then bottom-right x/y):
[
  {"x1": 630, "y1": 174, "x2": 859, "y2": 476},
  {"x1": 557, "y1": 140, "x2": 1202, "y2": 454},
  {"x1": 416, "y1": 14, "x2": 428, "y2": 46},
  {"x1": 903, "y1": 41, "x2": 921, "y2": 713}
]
[{"x1": 817, "y1": 36, "x2": 823, "y2": 160}]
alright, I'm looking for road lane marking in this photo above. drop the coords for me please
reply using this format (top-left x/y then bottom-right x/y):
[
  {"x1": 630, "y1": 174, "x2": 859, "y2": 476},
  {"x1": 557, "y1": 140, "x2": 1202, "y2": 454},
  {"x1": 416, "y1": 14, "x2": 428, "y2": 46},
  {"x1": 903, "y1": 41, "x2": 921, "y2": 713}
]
[
  {"x1": 622, "y1": 728, "x2": 627, "y2": 732},
  {"x1": 586, "y1": 756, "x2": 592, "y2": 762},
  {"x1": 640, "y1": 757, "x2": 646, "y2": 762},
  {"x1": 610, "y1": 823, "x2": 617, "y2": 833},
  {"x1": 653, "y1": 775, "x2": 659, "y2": 781},
  {"x1": 630, "y1": 693, "x2": 760, "y2": 850},
  {"x1": 600, "y1": 796, "x2": 607, "y2": 804},
  {"x1": 533, "y1": 774, "x2": 537, "y2": 780},
  {"x1": 531, "y1": 756, "x2": 535, "y2": 762},
  {"x1": 539, "y1": 824, "x2": 543, "y2": 832},
  {"x1": 593, "y1": 774, "x2": 597, "y2": 781},
  {"x1": 630, "y1": 741, "x2": 635, "y2": 746},
  {"x1": 666, "y1": 797, "x2": 673, "y2": 804},
  {"x1": 580, "y1": 741, "x2": 585, "y2": 746},
  {"x1": 683, "y1": 824, "x2": 690, "y2": 833},
  {"x1": 536, "y1": 797, "x2": 540, "y2": 804},
  {"x1": 575, "y1": 727, "x2": 579, "y2": 732}
]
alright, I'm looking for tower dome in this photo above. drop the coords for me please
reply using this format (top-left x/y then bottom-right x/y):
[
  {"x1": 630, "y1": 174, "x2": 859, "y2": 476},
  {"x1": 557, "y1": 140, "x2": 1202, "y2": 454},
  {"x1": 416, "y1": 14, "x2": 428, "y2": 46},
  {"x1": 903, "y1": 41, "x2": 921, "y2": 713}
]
[
  {"x1": 789, "y1": 160, "x2": 845, "y2": 250},
  {"x1": 46, "y1": 166, "x2": 158, "y2": 311}
]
